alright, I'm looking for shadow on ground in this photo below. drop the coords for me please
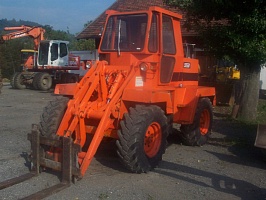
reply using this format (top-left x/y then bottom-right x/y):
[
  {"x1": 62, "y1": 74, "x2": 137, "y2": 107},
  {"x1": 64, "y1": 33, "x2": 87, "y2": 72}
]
[{"x1": 155, "y1": 160, "x2": 266, "y2": 200}]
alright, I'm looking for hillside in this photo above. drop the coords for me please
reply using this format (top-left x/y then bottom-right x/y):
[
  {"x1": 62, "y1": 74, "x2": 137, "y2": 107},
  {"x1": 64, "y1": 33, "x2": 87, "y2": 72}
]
[{"x1": 0, "y1": 19, "x2": 42, "y2": 31}]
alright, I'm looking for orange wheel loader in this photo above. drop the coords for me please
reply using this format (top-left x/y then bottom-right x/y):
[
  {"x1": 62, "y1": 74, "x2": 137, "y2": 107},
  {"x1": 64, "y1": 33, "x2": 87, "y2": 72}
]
[
  {"x1": 39, "y1": 5, "x2": 215, "y2": 177},
  {"x1": 0, "y1": 6, "x2": 215, "y2": 198}
]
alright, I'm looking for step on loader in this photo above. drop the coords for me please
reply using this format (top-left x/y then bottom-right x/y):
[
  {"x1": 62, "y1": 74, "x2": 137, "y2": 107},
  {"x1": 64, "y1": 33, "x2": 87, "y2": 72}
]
[{"x1": 0, "y1": 6, "x2": 215, "y2": 199}]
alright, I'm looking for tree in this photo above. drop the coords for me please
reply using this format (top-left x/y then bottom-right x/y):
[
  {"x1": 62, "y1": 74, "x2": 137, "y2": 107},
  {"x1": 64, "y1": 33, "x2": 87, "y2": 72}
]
[
  {"x1": 165, "y1": 0, "x2": 266, "y2": 121},
  {"x1": 70, "y1": 39, "x2": 95, "y2": 51}
]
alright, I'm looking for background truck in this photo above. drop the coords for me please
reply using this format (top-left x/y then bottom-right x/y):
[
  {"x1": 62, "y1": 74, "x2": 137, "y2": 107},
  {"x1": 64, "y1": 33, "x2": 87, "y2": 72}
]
[
  {"x1": 0, "y1": 6, "x2": 215, "y2": 198},
  {"x1": 1, "y1": 25, "x2": 98, "y2": 90}
]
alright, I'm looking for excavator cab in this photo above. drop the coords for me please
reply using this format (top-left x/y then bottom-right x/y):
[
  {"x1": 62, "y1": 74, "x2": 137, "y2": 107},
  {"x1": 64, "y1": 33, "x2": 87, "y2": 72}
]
[
  {"x1": 38, "y1": 40, "x2": 69, "y2": 67},
  {"x1": 37, "y1": 40, "x2": 81, "y2": 70}
]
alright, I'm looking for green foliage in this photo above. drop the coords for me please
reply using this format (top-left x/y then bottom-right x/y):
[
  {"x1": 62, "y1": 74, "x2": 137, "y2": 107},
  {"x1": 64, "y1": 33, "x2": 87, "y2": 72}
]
[
  {"x1": 0, "y1": 39, "x2": 25, "y2": 77},
  {"x1": 0, "y1": 18, "x2": 41, "y2": 30},
  {"x1": 70, "y1": 39, "x2": 95, "y2": 51},
  {"x1": 165, "y1": 0, "x2": 265, "y2": 121},
  {"x1": 0, "y1": 19, "x2": 95, "y2": 79},
  {"x1": 43, "y1": 25, "x2": 72, "y2": 41},
  {"x1": 164, "y1": 0, "x2": 266, "y2": 68},
  {"x1": 256, "y1": 98, "x2": 266, "y2": 124}
]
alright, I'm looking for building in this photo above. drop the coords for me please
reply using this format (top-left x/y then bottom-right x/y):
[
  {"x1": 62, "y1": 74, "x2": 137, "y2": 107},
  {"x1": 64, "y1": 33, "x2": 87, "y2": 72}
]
[
  {"x1": 76, "y1": 0, "x2": 198, "y2": 48},
  {"x1": 77, "y1": 0, "x2": 217, "y2": 78}
]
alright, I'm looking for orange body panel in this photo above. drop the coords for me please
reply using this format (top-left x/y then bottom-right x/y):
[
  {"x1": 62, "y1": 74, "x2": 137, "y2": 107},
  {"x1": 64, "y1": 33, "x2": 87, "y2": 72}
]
[{"x1": 23, "y1": 55, "x2": 35, "y2": 69}]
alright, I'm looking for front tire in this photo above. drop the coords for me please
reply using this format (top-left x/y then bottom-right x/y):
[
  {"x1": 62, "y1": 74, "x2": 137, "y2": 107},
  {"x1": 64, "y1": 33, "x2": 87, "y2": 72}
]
[
  {"x1": 116, "y1": 105, "x2": 168, "y2": 173},
  {"x1": 180, "y1": 98, "x2": 213, "y2": 146},
  {"x1": 39, "y1": 97, "x2": 69, "y2": 138}
]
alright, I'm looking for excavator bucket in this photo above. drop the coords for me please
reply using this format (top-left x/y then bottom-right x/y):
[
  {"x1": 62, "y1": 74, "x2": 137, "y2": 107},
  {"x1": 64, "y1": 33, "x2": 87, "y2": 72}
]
[{"x1": 254, "y1": 124, "x2": 266, "y2": 149}]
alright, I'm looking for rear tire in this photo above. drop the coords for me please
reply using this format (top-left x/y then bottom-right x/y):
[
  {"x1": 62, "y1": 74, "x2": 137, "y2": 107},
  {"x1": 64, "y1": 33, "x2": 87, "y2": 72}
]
[
  {"x1": 180, "y1": 98, "x2": 213, "y2": 146},
  {"x1": 39, "y1": 97, "x2": 69, "y2": 138},
  {"x1": 37, "y1": 72, "x2": 52, "y2": 91},
  {"x1": 116, "y1": 105, "x2": 168, "y2": 173}
]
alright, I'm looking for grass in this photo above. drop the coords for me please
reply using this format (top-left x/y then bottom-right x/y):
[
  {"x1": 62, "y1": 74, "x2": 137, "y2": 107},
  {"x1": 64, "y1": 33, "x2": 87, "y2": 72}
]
[
  {"x1": 211, "y1": 99, "x2": 266, "y2": 148},
  {"x1": 256, "y1": 98, "x2": 266, "y2": 124}
]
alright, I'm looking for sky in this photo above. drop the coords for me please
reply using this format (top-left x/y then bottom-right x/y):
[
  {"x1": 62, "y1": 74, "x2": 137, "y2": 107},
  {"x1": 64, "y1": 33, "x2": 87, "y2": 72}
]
[{"x1": 0, "y1": 0, "x2": 116, "y2": 34}]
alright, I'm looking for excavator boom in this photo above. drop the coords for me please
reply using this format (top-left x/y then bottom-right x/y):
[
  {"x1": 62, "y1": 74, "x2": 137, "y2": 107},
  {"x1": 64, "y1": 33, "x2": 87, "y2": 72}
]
[{"x1": 1, "y1": 25, "x2": 45, "y2": 50}]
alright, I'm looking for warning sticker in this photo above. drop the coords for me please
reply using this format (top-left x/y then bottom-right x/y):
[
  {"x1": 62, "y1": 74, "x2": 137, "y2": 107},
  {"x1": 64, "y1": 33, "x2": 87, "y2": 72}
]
[{"x1": 135, "y1": 76, "x2": 144, "y2": 87}]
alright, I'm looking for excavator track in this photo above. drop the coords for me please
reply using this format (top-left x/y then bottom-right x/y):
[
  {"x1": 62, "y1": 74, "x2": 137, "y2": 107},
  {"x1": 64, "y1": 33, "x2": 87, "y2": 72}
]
[{"x1": 0, "y1": 124, "x2": 81, "y2": 199}]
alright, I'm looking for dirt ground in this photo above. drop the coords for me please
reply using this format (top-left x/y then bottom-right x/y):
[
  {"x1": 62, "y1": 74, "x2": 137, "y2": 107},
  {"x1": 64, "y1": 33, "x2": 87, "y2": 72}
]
[{"x1": 0, "y1": 84, "x2": 266, "y2": 200}]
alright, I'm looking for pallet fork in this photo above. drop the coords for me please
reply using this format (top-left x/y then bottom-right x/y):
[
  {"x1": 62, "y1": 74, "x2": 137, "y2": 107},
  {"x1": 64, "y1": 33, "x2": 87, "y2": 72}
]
[{"x1": 0, "y1": 124, "x2": 81, "y2": 199}]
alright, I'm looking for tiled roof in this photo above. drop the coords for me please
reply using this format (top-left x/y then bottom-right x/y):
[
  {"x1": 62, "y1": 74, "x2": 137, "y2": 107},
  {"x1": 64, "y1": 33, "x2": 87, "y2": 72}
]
[{"x1": 76, "y1": 0, "x2": 197, "y2": 39}]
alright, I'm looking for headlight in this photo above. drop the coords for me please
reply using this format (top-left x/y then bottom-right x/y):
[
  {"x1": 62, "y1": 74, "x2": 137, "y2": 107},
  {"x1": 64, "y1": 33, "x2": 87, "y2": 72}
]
[{"x1": 139, "y1": 62, "x2": 148, "y2": 71}]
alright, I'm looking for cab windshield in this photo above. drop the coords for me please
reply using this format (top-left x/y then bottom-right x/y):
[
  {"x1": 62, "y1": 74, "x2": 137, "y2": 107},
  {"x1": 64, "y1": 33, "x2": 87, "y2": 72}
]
[{"x1": 100, "y1": 14, "x2": 148, "y2": 52}]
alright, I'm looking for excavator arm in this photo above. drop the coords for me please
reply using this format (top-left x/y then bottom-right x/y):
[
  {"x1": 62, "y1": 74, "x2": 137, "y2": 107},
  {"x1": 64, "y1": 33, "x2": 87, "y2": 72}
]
[{"x1": 0, "y1": 25, "x2": 45, "y2": 50}]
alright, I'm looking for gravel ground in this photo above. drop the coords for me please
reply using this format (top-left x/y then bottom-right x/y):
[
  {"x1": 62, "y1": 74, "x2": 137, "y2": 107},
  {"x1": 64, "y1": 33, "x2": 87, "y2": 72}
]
[{"x1": 0, "y1": 84, "x2": 266, "y2": 200}]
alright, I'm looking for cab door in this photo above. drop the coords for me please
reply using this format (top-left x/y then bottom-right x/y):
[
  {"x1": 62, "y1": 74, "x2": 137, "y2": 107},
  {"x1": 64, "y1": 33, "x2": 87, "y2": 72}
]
[
  {"x1": 160, "y1": 14, "x2": 176, "y2": 84},
  {"x1": 50, "y1": 42, "x2": 69, "y2": 67}
]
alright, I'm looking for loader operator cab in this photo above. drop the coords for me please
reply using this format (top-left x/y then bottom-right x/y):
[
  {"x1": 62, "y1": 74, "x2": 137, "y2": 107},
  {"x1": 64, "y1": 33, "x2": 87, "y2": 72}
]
[
  {"x1": 38, "y1": 40, "x2": 69, "y2": 67},
  {"x1": 100, "y1": 11, "x2": 176, "y2": 54},
  {"x1": 100, "y1": 8, "x2": 185, "y2": 85}
]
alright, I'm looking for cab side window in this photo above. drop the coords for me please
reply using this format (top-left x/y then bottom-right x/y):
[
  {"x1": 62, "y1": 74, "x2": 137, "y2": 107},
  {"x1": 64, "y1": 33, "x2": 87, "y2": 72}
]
[
  {"x1": 148, "y1": 13, "x2": 158, "y2": 53},
  {"x1": 51, "y1": 43, "x2": 58, "y2": 61},
  {"x1": 60, "y1": 43, "x2": 68, "y2": 57},
  {"x1": 162, "y1": 15, "x2": 176, "y2": 55}
]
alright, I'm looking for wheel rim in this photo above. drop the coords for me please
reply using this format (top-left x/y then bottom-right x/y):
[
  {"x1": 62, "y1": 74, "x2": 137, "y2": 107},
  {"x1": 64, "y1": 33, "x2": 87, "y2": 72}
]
[
  {"x1": 200, "y1": 109, "x2": 210, "y2": 135},
  {"x1": 42, "y1": 78, "x2": 48, "y2": 86},
  {"x1": 144, "y1": 122, "x2": 162, "y2": 158}
]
